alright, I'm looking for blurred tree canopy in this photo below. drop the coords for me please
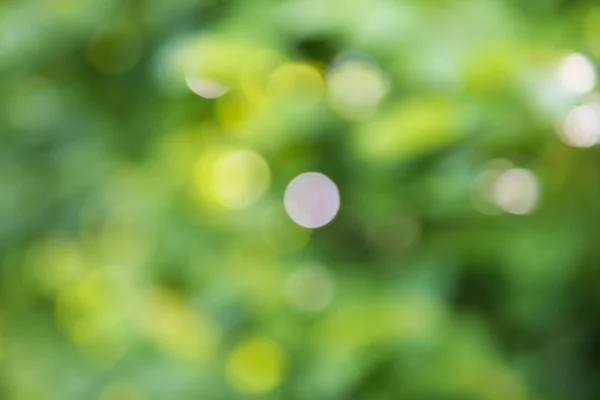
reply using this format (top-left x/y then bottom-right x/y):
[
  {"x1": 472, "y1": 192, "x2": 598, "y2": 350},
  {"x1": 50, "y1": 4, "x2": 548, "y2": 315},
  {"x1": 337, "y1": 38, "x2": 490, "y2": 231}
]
[{"x1": 2, "y1": 0, "x2": 600, "y2": 399}]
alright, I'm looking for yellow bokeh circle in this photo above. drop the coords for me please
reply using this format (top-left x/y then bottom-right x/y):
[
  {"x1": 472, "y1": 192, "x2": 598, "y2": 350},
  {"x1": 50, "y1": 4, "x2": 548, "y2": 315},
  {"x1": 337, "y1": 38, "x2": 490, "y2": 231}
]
[
  {"x1": 211, "y1": 149, "x2": 271, "y2": 209},
  {"x1": 226, "y1": 337, "x2": 286, "y2": 395},
  {"x1": 267, "y1": 62, "x2": 324, "y2": 103},
  {"x1": 193, "y1": 146, "x2": 271, "y2": 211}
]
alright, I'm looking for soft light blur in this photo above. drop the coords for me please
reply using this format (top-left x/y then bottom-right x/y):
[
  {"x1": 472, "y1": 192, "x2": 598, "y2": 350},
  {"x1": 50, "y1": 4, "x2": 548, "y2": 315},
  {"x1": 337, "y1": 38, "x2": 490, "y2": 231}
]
[
  {"x1": 185, "y1": 76, "x2": 229, "y2": 99},
  {"x1": 285, "y1": 264, "x2": 335, "y2": 312},
  {"x1": 326, "y1": 54, "x2": 388, "y2": 120},
  {"x1": 2, "y1": 1, "x2": 600, "y2": 399},
  {"x1": 284, "y1": 172, "x2": 340, "y2": 228},
  {"x1": 560, "y1": 103, "x2": 600, "y2": 147},
  {"x1": 492, "y1": 168, "x2": 539, "y2": 215},
  {"x1": 557, "y1": 53, "x2": 597, "y2": 95}
]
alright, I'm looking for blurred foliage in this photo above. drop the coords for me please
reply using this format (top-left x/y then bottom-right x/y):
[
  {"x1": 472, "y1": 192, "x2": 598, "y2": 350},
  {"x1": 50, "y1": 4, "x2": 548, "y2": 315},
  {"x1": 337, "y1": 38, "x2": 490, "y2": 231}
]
[{"x1": 2, "y1": 0, "x2": 600, "y2": 399}]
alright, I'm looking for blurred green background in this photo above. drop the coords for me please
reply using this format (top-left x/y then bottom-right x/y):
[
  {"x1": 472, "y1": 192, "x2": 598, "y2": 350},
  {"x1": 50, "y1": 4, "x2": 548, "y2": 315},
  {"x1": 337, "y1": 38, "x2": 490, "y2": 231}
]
[{"x1": 2, "y1": 0, "x2": 600, "y2": 399}]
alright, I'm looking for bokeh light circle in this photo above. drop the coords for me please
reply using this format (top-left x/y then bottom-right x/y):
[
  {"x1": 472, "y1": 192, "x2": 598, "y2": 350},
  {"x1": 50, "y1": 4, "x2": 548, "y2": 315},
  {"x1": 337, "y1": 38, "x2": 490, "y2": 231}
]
[
  {"x1": 211, "y1": 149, "x2": 271, "y2": 210},
  {"x1": 285, "y1": 264, "x2": 335, "y2": 312},
  {"x1": 284, "y1": 172, "x2": 340, "y2": 228},
  {"x1": 267, "y1": 62, "x2": 324, "y2": 102},
  {"x1": 560, "y1": 104, "x2": 600, "y2": 147},
  {"x1": 226, "y1": 337, "x2": 285, "y2": 395},
  {"x1": 326, "y1": 58, "x2": 387, "y2": 120},
  {"x1": 492, "y1": 168, "x2": 539, "y2": 215},
  {"x1": 557, "y1": 53, "x2": 597, "y2": 95},
  {"x1": 185, "y1": 76, "x2": 229, "y2": 99}
]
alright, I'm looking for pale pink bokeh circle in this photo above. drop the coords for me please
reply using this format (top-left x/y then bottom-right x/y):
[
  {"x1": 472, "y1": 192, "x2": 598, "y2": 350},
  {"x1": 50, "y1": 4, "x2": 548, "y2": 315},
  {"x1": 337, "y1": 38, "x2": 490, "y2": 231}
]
[{"x1": 284, "y1": 172, "x2": 340, "y2": 228}]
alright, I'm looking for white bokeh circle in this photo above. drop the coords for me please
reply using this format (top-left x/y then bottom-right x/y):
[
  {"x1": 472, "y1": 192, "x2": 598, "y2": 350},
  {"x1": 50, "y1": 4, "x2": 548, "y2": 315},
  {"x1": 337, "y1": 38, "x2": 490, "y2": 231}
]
[{"x1": 284, "y1": 172, "x2": 340, "y2": 228}]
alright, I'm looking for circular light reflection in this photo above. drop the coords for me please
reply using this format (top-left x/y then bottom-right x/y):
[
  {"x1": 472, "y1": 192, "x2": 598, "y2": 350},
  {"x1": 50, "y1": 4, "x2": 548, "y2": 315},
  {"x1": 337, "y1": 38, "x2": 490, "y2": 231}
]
[
  {"x1": 226, "y1": 337, "x2": 285, "y2": 395},
  {"x1": 211, "y1": 150, "x2": 271, "y2": 210},
  {"x1": 267, "y1": 62, "x2": 323, "y2": 103},
  {"x1": 284, "y1": 172, "x2": 340, "y2": 228},
  {"x1": 560, "y1": 103, "x2": 600, "y2": 147},
  {"x1": 492, "y1": 169, "x2": 539, "y2": 215},
  {"x1": 557, "y1": 53, "x2": 596, "y2": 95},
  {"x1": 326, "y1": 58, "x2": 387, "y2": 120},
  {"x1": 185, "y1": 76, "x2": 229, "y2": 99},
  {"x1": 285, "y1": 264, "x2": 335, "y2": 313}
]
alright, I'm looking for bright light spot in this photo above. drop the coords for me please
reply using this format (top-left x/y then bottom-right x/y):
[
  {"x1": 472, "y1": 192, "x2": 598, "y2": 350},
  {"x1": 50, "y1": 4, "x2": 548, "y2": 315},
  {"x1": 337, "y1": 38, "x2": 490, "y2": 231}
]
[
  {"x1": 226, "y1": 338, "x2": 285, "y2": 395},
  {"x1": 326, "y1": 58, "x2": 388, "y2": 120},
  {"x1": 211, "y1": 150, "x2": 271, "y2": 210},
  {"x1": 267, "y1": 62, "x2": 323, "y2": 103},
  {"x1": 185, "y1": 76, "x2": 229, "y2": 99},
  {"x1": 557, "y1": 53, "x2": 596, "y2": 95},
  {"x1": 284, "y1": 172, "x2": 340, "y2": 228},
  {"x1": 560, "y1": 103, "x2": 600, "y2": 147},
  {"x1": 286, "y1": 264, "x2": 335, "y2": 313},
  {"x1": 492, "y1": 169, "x2": 539, "y2": 215}
]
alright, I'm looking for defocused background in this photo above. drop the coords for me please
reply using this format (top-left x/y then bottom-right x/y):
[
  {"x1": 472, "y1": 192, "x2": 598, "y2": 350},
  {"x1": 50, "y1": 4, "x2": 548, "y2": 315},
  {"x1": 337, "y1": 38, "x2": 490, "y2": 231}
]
[{"x1": 2, "y1": 0, "x2": 600, "y2": 399}]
